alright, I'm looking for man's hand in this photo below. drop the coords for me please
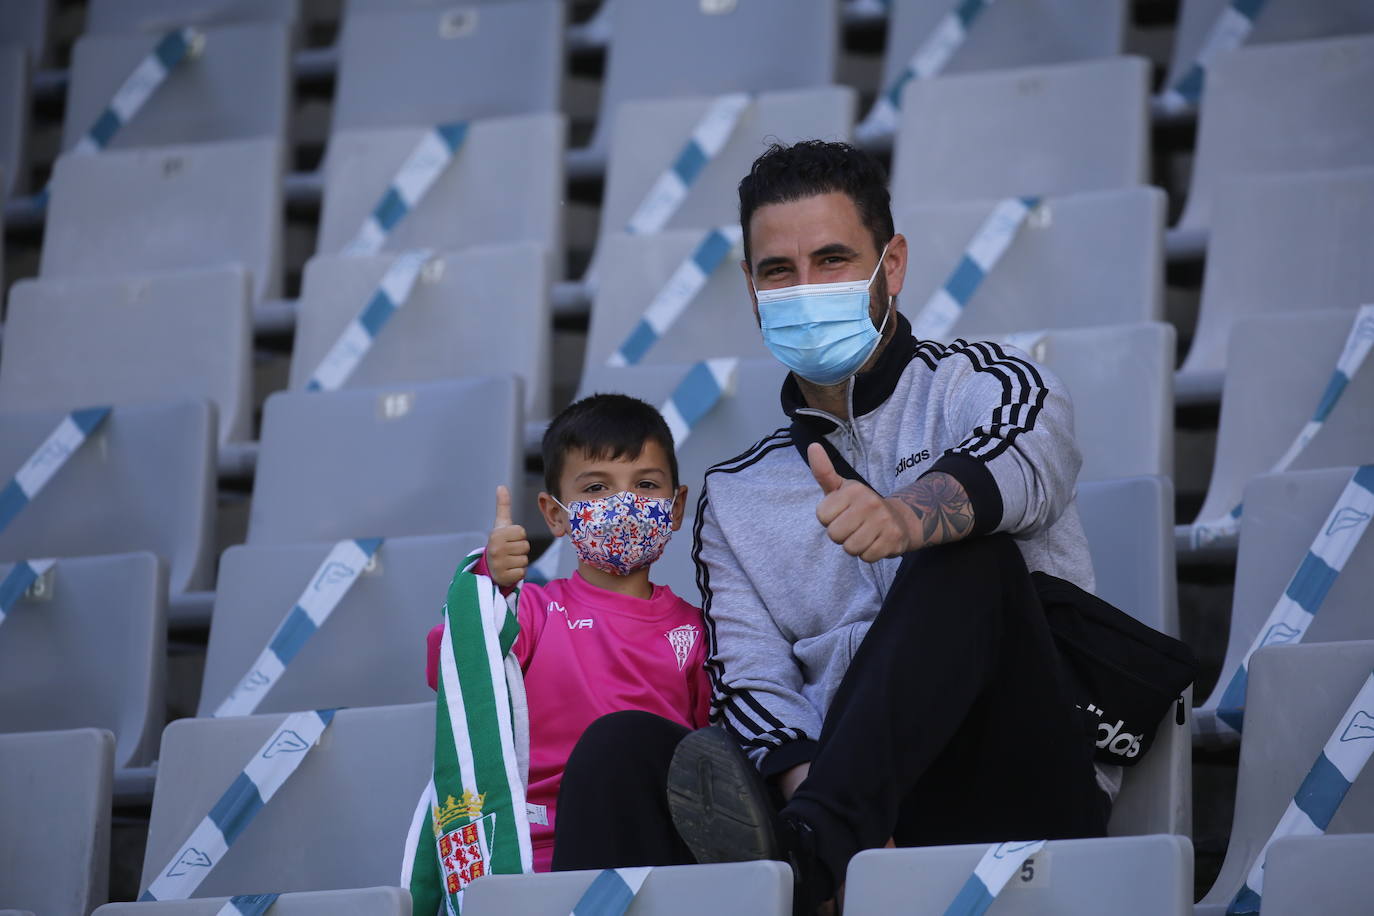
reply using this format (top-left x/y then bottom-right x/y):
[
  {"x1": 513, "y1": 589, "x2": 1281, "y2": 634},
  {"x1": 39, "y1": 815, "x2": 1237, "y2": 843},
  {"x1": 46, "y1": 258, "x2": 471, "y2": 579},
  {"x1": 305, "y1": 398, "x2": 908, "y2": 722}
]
[
  {"x1": 809, "y1": 443, "x2": 913, "y2": 563},
  {"x1": 486, "y1": 485, "x2": 529, "y2": 588},
  {"x1": 777, "y1": 762, "x2": 811, "y2": 801}
]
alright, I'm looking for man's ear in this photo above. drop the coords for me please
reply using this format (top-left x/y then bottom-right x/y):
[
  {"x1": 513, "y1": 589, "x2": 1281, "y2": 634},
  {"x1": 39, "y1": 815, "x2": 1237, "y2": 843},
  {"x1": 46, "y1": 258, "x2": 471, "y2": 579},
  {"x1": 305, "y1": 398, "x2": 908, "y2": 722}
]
[
  {"x1": 537, "y1": 491, "x2": 567, "y2": 538},
  {"x1": 883, "y1": 232, "x2": 908, "y2": 299},
  {"x1": 670, "y1": 484, "x2": 689, "y2": 531},
  {"x1": 740, "y1": 258, "x2": 760, "y2": 315}
]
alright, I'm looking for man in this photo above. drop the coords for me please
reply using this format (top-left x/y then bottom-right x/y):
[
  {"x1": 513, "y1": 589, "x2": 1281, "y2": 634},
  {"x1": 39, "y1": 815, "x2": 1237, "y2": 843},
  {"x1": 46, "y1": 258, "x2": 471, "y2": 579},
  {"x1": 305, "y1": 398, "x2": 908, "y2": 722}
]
[{"x1": 553, "y1": 141, "x2": 1110, "y2": 912}]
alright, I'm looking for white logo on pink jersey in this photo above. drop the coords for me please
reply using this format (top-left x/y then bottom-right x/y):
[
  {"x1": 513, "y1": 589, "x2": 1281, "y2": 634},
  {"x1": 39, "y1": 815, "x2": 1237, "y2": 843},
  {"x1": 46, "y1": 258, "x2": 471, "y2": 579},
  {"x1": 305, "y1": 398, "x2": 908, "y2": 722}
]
[
  {"x1": 665, "y1": 624, "x2": 699, "y2": 671},
  {"x1": 548, "y1": 600, "x2": 593, "y2": 629}
]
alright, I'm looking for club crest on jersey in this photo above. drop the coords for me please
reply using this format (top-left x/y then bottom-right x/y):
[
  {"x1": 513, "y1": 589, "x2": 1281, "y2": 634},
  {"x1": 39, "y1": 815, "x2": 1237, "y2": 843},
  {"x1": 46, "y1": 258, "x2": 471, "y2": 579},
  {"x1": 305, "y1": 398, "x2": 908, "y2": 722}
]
[{"x1": 665, "y1": 624, "x2": 699, "y2": 671}]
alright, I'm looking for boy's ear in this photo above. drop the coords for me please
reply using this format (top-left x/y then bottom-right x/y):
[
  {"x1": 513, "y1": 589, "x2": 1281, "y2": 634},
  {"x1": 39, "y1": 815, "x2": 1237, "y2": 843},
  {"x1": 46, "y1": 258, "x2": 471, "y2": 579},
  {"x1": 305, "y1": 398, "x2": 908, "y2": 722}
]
[
  {"x1": 670, "y1": 484, "x2": 689, "y2": 531},
  {"x1": 537, "y1": 491, "x2": 567, "y2": 538}
]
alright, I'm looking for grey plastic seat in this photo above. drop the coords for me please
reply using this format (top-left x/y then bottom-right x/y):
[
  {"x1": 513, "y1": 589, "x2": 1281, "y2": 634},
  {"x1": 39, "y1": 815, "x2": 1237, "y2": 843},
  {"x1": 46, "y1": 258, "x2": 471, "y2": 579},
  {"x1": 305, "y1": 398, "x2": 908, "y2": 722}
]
[
  {"x1": 62, "y1": 22, "x2": 291, "y2": 153},
  {"x1": 0, "y1": 266, "x2": 253, "y2": 444},
  {"x1": 316, "y1": 114, "x2": 563, "y2": 256},
  {"x1": 199, "y1": 532, "x2": 482, "y2": 717},
  {"x1": 1174, "y1": 33, "x2": 1374, "y2": 245},
  {"x1": 331, "y1": 1, "x2": 562, "y2": 133},
  {"x1": 1195, "y1": 641, "x2": 1374, "y2": 915},
  {"x1": 587, "y1": 0, "x2": 839, "y2": 157},
  {"x1": 596, "y1": 86, "x2": 855, "y2": 247},
  {"x1": 845, "y1": 834, "x2": 1193, "y2": 915},
  {"x1": 247, "y1": 376, "x2": 522, "y2": 546},
  {"x1": 95, "y1": 888, "x2": 411, "y2": 914},
  {"x1": 291, "y1": 245, "x2": 553, "y2": 418},
  {"x1": 896, "y1": 188, "x2": 1165, "y2": 342},
  {"x1": 0, "y1": 400, "x2": 216, "y2": 595},
  {"x1": 1164, "y1": 0, "x2": 1374, "y2": 99},
  {"x1": 1186, "y1": 309, "x2": 1374, "y2": 540},
  {"x1": 83, "y1": 0, "x2": 300, "y2": 33},
  {"x1": 466, "y1": 862, "x2": 791, "y2": 914},
  {"x1": 138, "y1": 704, "x2": 432, "y2": 898},
  {"x1": 0, "y1": 44, "x2": 28, "y2": 197},
  {"x1": 890, "y1": 56, "x2": 1151, "y2": 208},
  {"x1": 0, "y1": 728, "x2": 114, "y2": 916},
  {"x1": 0, "y1": 552, "x2": 165, "y2": 768},
  {"x1": 41, "y1": 137, "x2": 284, "y2": 302},
  {"x1": 1195, "y1": 467, "x2": 1374, "y2": 738},
  {"x1": 0, "y1": 0, "x2": 52, "y2": 65},
  {"x1": 1177, "y1": 167, "x2": 1374, "y2": 403},
  {"x1": 1259, "y1": 833, "x2": 1374, "y2": 916}
]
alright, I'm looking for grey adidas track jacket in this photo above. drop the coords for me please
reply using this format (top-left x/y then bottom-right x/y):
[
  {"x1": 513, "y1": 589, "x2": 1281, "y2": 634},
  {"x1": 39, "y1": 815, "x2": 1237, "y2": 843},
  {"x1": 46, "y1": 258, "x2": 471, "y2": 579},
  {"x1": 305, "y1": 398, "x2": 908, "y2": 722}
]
[{"x1": 691, "y1": 315, "x2": 1097, "y2": 778}]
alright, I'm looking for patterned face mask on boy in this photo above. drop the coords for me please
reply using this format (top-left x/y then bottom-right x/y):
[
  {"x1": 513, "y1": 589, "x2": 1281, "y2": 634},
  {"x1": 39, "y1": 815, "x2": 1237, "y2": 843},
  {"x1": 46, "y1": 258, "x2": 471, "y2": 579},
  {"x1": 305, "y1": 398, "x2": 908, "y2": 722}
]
[{"x1": 552, "y1": 490, "x2": 676, "y2": 575}]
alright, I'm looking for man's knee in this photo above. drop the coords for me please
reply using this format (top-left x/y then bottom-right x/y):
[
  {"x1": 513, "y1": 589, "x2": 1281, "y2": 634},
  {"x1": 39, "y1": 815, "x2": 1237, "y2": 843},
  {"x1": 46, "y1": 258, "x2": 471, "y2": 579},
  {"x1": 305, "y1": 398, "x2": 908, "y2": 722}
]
[{"x1": 896, "y1": 533, "x2": 1028, "y2": 594}]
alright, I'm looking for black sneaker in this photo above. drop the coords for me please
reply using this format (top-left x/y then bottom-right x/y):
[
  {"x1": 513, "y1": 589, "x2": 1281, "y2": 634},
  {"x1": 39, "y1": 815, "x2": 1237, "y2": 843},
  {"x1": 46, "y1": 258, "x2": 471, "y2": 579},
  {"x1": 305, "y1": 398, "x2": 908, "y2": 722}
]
[{"x1": 667, "y1": 727, "x2": 834, "y2": 915}]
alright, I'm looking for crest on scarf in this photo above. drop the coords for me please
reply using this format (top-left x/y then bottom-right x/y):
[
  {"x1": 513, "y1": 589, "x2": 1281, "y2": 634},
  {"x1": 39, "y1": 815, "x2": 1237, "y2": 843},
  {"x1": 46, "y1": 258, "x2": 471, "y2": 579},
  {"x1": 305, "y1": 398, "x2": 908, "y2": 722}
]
[{"x1": 433, "y1": 807, "x2": 496, "y2": 894}]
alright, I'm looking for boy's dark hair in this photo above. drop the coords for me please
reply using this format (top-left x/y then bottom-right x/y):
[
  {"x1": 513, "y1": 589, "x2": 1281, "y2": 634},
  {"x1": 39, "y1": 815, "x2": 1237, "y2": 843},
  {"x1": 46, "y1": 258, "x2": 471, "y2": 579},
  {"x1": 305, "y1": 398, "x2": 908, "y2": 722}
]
[
  {"x1": 541, "y1": 393, "x2": 679, "y2": 497},
  {"x1": 738, "y1": 140, "x2": 895, "y2": 263}
]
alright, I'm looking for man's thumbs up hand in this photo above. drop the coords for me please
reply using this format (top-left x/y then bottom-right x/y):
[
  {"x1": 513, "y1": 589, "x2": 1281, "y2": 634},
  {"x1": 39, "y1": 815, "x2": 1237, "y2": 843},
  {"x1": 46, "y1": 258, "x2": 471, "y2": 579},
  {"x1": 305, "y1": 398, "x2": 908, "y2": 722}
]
[
  {"x1": 807, "y1": 442, "x2": 913, "y2": 563},
  {"x1": 487, "y1": 484, "x2": 529, "y2": 589},
  {"x1": 807, "y1": 442, "x2": 845, "y2": 495}
]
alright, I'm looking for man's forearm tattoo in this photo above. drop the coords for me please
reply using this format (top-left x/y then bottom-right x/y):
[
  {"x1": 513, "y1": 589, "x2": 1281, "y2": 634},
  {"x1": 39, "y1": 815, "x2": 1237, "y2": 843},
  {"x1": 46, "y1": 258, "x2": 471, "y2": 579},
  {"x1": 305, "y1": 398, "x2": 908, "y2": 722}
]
[{"x1": 895, "y1": 472, "x2": 974, "y2": 546}]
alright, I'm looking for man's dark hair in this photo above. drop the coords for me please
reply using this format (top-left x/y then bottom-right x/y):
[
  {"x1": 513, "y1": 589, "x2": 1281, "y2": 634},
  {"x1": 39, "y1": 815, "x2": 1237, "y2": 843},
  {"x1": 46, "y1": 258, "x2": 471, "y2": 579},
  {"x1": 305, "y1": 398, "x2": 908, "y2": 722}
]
[
  {"x1": 541, "y1": 393, "x2": 679, "y2": 497},
  {"x1": 738, "y1": 140, "x2": 895, "y2": 263}
]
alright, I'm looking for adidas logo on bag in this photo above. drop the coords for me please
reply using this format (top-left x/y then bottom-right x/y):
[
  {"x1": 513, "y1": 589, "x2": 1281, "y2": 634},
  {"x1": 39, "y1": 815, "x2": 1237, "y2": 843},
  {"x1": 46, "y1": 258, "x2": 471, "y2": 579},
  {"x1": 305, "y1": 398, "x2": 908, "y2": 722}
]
[{"x1": 1085, "y1": 703, "x2": 1142, "y2": 760}]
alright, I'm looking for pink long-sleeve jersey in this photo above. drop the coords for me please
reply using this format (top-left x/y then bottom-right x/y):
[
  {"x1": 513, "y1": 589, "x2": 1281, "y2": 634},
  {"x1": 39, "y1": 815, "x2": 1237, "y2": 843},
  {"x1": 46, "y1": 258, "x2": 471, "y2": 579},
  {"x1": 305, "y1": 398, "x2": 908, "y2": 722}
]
[{"x1": 426, "y1": 555, "x2": 710, "y2": 871}]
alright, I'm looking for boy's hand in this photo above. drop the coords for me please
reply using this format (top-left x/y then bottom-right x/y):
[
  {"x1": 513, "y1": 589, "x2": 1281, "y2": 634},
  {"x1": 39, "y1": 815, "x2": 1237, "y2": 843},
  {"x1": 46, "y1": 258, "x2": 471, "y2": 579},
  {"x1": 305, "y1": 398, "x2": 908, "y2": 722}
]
[{"x1": 487, "y1": 485, "x2": 529, "y2": 588}]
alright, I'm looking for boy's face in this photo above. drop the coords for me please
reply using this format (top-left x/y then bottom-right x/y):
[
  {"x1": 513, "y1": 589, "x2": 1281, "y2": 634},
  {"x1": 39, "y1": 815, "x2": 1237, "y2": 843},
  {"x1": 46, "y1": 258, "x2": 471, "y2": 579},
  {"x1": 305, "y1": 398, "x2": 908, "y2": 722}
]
[{"x1": 538, "y1": 439, "x2": 688, "y2": 538}]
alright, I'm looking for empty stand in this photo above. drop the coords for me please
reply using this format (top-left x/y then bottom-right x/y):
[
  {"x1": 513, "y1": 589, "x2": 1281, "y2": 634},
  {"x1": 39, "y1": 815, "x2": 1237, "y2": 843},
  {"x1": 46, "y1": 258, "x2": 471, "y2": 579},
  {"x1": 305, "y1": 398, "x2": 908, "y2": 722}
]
[
  {"x1": 83, "y1": 0, "x2": 301, "y2": 33},
  {"x1": 41, "y1": 137, "x2": 284, "y2": 302},
  {"x1": 247, "y1": 376, "x2": 522, "y2": 546},
  {"x1": 290, "y1": 245, "x2": 553, "y2": 418},
  {"x1": 890, "y1": 56, "x2": 1150, "y2": 208},
  {"x1": 1178, "y1": 167, "x2": 1374, "y2": 403},
  {"x1": 0, "y1": 0, "x2": 51, "y2": 66},
  {"x1": 464, "y1": 861, "x2": 792, "y2": 915},
  {"x1": 844, "y1": 834, "x2": 1193, "y2": 915},
  {"x1": 95, "y1": 888, "x2": 411, "y2": 914},
  {"x1": 0, "y1": 44, "x2": 28, "y2": 197},
  {"x1": 315, "y1": 114, "x2": 563, "y2": 256},
  {"x1": 199, "y1": 532, "x2": 483, "y2": 717},
  {"x1": 62, "y1": 22, "x2": 292, "y2": 152},
  {"x1": 1187, "y1": 309, "x2": 1374, "y2": 539},
  {"x1": 1196, "y1": 641, "x2": 1374, "y2": 914},
  {"x1": 331, "y1": 1, "x2": 563, "y2": 132},
  {"x1": 138, "y1": 704, "x2": 432, "y2": 897},
  {"x1": 0, "y1": 728, "x2": 113, "y2": 916},
  {"x1": 0, "y1": 552, "x2": 166, "y2": 768},
  {"x1": 1260, "y1": 833, "x2": 1374, "y2": 916},
  {"x1": 0, "y1": 400, "x2": 216, "y2": 595},
  {"x1": 896, "y1": 187, "x2": 1165, "y2": 341},
  {"x1": 1174, "y1": 33, "x2": 1374, "y2": 244},
  {"x1": 1, "y1": 266, "x2": 254, "y2": 444}
]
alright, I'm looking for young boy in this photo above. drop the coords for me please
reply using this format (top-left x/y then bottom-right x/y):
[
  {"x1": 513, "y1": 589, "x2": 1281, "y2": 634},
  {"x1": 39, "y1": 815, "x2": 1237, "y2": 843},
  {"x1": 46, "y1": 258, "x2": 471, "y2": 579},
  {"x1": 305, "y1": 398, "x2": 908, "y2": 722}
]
[{"x1": 425, "y1": 393, "x2": 710, "y2": 871}]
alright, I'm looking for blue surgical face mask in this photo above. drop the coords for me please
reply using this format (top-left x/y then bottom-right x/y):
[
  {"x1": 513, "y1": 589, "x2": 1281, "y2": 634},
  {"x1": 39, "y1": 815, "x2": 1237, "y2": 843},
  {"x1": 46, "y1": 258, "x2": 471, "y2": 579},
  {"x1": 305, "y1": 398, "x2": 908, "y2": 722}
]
[{"x1": 753, "y1": 244, "x2": 891, "y2": 386}]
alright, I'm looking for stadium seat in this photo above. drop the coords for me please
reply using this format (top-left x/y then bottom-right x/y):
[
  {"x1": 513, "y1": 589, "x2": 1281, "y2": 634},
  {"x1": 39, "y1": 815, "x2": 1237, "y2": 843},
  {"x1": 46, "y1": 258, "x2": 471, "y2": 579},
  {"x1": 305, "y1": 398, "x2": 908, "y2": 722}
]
[
  {"x1": 94, "y1": 888, "x2": 411, "y2": 914},
  {"x1": 315, "y1": 114, "x2": 563, "y2": 256},
  {"x1": 463, "y1": 861, "x2": 793, "y2": 915},
  {"x1": 596, "y1": 86, "x2": 855, "y2": 247},
  {"x1": 0, "y1": 43, "x2": 28, "y2": 197},
  {"x1": 0, "y1": 552, "x2": 166, "y2": 768},
  {"x1": 882, "y1": 0, "x2": 1127, "y2": 85},
  {"x1": 1185, "y1": 309, "x2": 1374, "y2": 546},
  {"x1": 1177, "y1": 167, "x2": 1374, "y2": 403},
  {"x1": 0, "y1": 400, "x2": 216, "y2": 595},
  {"x1": 1195, "y1": 467, "x2": 1374, "y2": 738},
  {"x1": 331, "y1": 1, "x2": 563, "y2": 132},
  {"x1": 1173, "y1": 33, "x2": 1374, "y2": 246},
  {"x1": 198, "y1": 532, "x2": 483, "y2": 717},
  {"x1": 290, "y1": 245, "x2": 553, "y2": 418},
  {"x1": 0, "y1": 728, "x2": 114, "y2": 916},
  {"x1": 890, "y1": 56, "x2": 1150, "y2": 208},
  {"x1": 582, "y1": 229, "x2": 770, "y2": 372},
  {"x1": 896, "y1": 187, "x2": 1166, "y2": 342},
  {"x1": 844, "y1": 834, "x2": 1193, "y2": 915},
  {"x1": 1259, "y1": 833, "x2": 1374, "y2": 916},
  {"x1": 0, "y1": 266, "x2": 254, "y2": 444},
  {"x1": 586, "y1": 0, "x2": 839, "y2": 157},
  {"x1": 1195, "y1": 641, "x2": 1374, "y2": 915},
  {"x1": 62, "y1": 22, "x2": 292, "y2": 152},
  {"x1": 41, "y1": 137, "x2": 285, "y2": 302},
  {"x1": 247, "y1": 376, "x2": 522, "y2": 546},
  {"x1": 1164, "y1": 0, "x2": 1374, "y2": 99},
  {"x1": 0, "y1": 0, "x2": 51, "y2": 66},
  {"x1": 137, "y1": 704, "x2": 432, "y2": 898},
  {"x1": 82, "y1": 0, "x2": 301, "y2": 33}
]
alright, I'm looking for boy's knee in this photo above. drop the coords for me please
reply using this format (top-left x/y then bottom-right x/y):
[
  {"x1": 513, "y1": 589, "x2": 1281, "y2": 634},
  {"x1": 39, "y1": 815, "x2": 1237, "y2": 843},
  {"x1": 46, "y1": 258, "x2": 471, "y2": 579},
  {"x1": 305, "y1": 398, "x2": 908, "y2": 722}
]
[{"x1": 570, "y1": 711, "x2": 690, "y2": 768}]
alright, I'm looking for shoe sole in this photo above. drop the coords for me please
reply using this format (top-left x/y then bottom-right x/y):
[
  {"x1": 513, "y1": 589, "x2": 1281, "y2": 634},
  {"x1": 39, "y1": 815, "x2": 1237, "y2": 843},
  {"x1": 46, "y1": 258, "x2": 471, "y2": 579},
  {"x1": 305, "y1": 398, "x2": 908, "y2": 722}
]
[{"x1": 667, "y1": 728, "x2": 780, "y2": 864}]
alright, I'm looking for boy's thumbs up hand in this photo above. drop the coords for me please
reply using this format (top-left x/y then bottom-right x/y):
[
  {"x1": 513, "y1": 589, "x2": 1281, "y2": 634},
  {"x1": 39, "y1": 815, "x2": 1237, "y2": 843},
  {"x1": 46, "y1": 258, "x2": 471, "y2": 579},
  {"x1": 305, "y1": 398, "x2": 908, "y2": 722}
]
[
  {"x1": 487, "y1": 485, "x2": 529, "y2": 589},
  {"x1": 808, "y1": 442, "x2": 913, "y2": 564}
]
